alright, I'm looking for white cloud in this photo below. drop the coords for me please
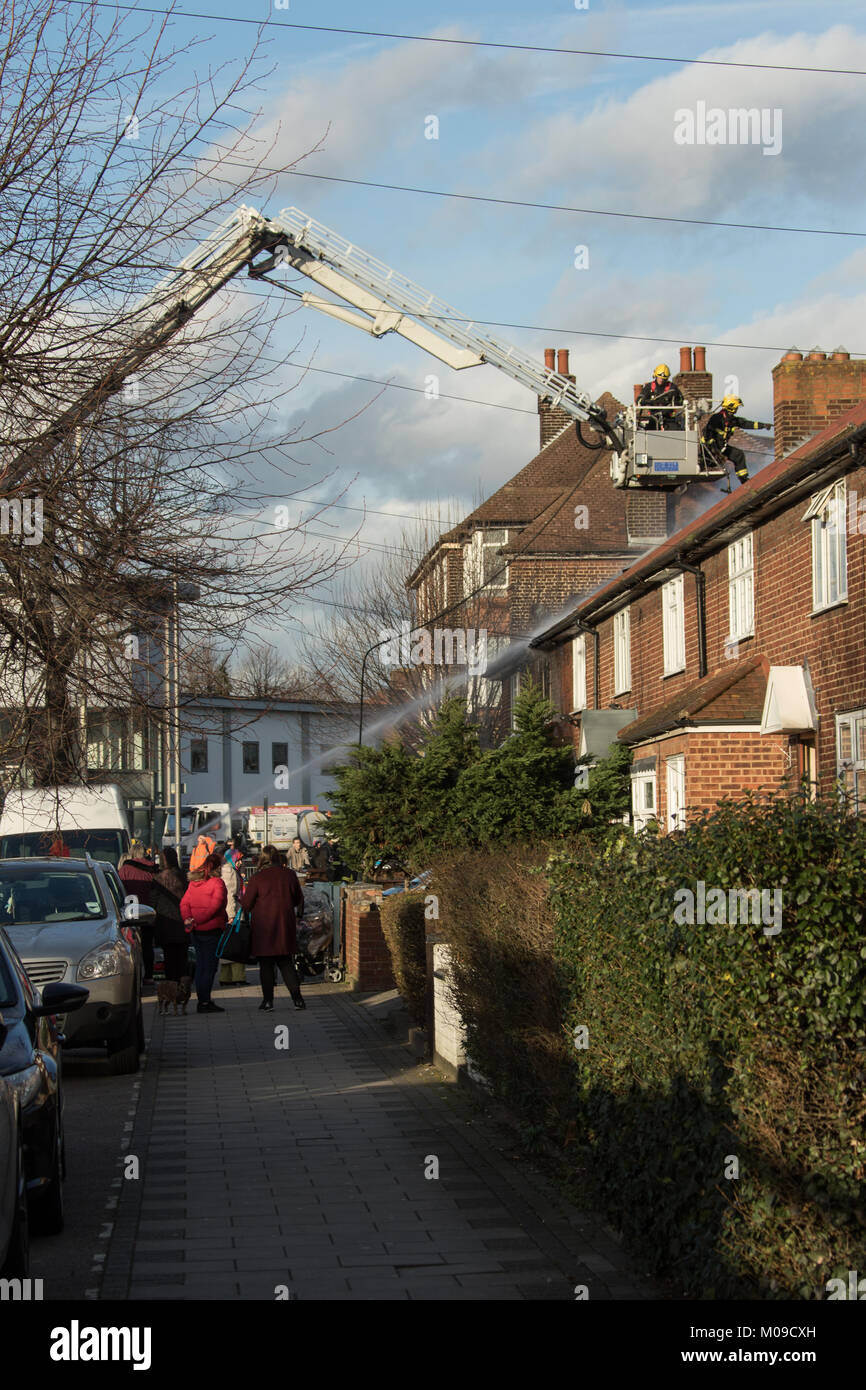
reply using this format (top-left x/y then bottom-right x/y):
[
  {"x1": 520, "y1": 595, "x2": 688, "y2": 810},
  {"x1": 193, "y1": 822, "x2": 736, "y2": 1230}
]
[{"x1": 493, "y1": 26, "x2": 866, "y2": 218}]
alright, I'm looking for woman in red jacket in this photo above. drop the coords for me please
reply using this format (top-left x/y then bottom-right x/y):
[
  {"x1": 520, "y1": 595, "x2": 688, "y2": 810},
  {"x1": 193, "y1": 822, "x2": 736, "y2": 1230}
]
[
  {"x1": 242, "y1": 844, "x2": 306, "y2": 1012},
  {"x1": 180, "y1": 853, "x2": 228, "y2": 1014}
]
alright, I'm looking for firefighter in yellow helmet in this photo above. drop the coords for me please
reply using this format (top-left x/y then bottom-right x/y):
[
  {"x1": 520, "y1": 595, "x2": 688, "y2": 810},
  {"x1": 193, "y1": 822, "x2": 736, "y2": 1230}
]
[
  {"x1": 701, "y1": 395, "x2": 772, "y2": 486},
  {"x1": 637, "y1": 363, "x2": 685, "y2": 431}
]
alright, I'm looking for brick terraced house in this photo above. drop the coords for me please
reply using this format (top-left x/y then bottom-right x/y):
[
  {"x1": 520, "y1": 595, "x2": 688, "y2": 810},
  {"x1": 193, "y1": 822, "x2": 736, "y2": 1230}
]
[
  {"x1": 407, "y1": 348, "x2": 771, "y2": 732},
  {"x1": 530, "y1": 349, "x2": 866, "y2": 828}
]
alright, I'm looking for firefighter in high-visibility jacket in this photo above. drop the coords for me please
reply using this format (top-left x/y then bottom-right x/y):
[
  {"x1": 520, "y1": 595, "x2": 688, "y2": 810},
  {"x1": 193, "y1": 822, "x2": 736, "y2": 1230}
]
[{"x1": 700, "y1": 395, "x2": 772, "y2": 486}]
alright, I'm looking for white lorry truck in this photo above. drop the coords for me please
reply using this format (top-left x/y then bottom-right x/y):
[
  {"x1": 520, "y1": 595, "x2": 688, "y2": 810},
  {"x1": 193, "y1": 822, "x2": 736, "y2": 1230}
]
[
  {"x1": 0, "y1": 784, "x2": 132, "y2": 866},
  {"x1": 161, "y1": 803, "x2": 232, "y2": 865},
  {"x1": 242, "y1": 804, "x2": 324, "y2": 854}
]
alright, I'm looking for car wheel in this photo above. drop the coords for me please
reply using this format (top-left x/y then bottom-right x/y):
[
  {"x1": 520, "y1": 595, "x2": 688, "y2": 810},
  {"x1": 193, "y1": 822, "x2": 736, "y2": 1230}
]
[
  {"x1": 106, "y1": 1004, "x2": 141, "y2": 1076},
  {"x1": 30, "y1": 1114, "x2": 64, "y2": 1236},
  {"x1": 1, "y1": 1134, "x2": 30, "y2": 1277}
]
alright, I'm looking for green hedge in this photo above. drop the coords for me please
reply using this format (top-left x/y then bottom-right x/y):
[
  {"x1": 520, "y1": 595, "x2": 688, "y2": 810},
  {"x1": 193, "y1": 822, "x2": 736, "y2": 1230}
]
[
  {"x1": 431, "y1": 794, "x2": 866, "y2": 1298},
  {"x1": 379, "y1": 890, "x2": 428, "y2": 1029}
]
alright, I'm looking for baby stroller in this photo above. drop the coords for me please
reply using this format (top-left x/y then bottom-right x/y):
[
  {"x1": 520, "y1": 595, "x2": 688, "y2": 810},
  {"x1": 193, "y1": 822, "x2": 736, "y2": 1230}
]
[{"x1": 295, "y1": 886, "x2": 341, "y2": 981}]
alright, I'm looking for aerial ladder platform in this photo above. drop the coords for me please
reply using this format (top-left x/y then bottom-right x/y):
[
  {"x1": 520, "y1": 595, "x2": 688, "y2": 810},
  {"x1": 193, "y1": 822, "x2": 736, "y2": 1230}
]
[{"x1": 3, "y1": 204, "x2": 726, "y2": 494}]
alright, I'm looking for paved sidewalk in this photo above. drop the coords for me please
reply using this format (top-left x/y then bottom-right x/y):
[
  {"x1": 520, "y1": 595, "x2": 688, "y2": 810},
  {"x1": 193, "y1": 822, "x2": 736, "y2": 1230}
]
[{"x1": 97, "y1": 980, "x2": 656, "y2": 1301}]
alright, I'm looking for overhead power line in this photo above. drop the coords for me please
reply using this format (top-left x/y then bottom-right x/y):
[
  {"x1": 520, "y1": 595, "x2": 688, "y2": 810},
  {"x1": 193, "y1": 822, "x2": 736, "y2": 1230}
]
[
  {"x1": 276, "y1": 168, "x2": 866, "y2": 241},
  {"x1": 67, "y1": 2, "x2": 866, "y2": 76}
]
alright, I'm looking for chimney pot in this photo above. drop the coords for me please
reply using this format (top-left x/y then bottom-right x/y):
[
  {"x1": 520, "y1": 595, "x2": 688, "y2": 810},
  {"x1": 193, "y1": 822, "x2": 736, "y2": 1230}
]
[
  {"x1": 544, "y1": 348, "x2": 555, "y2": 371},
  {"x1": 693, "y1": 346, "x2": 706, "y2": 372},
  {"x1": 782, "y1": 349, "x2": 803, "y2": 361},
  {"x1": 679, "y1": 346, "x2": 693, "y2": 373},
  {"x1": 557, "y1": 348, "x2": 569, "y2": 377},
  {"x1": 808, "y1": 348, "x2": 826, "y2": 361},
  {"x1": 832, "y1": 347, "x2": 851, "y2": 361}
]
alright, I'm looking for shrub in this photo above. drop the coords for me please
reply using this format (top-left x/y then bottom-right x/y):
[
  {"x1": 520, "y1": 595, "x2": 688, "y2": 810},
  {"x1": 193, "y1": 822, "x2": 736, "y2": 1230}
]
[
  {"x1": 426, "y1": 794, "x2": 866, "y2": 1298},
  {"x1": 379, "y1": 889, "x2": 428, "y2": 1029}
]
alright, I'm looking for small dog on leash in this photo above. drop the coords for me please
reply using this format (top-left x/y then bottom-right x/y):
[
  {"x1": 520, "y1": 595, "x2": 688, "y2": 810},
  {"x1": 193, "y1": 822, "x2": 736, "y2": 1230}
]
[{"x1": 157, "y1": 976, "x2": 192, "y2": 1015}]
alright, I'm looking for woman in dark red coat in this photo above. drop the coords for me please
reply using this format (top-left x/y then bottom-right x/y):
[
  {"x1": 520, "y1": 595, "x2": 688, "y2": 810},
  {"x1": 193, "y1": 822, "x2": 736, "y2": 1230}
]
[{"x1": 242, "y1": 844, "x2": 306, "y2": 1012}]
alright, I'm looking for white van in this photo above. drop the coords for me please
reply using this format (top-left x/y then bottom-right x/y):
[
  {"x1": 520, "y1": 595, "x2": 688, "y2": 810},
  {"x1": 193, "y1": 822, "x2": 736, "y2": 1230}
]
[{"x1": 0, "y1": 784, "x2": 132, "y2": 866}]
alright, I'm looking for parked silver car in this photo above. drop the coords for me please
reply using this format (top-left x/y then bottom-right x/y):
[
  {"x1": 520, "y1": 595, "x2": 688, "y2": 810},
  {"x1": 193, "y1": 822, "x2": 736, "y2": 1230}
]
[{"x1": 0, "y1": 857, "x2": 151, "y2": 1074}]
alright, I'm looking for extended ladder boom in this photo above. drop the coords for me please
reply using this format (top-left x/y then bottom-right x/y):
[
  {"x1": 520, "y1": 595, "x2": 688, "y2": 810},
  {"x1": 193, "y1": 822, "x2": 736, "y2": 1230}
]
[
  {"x1": 2, "y1": 205, "x2": 282, "y2": 492},
  {"x1": 251, "y1": 207, "x2": 612, "y2": 435}
]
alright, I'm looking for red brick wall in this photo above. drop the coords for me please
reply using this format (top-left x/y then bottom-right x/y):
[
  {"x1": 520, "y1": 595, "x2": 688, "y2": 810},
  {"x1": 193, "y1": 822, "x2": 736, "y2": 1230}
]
[
  {"x1": 772, "y1": 352, "x2": 866, "y2": 459},
  {"x1": 635, "y1": 730, "x2": 791, "y2": 825},
  {"x1": 343, "y1": 886, "x2": 396, "y2": 991},
  {"x1": 549, "y1": 461, "x2": 866, "y2": 800}
]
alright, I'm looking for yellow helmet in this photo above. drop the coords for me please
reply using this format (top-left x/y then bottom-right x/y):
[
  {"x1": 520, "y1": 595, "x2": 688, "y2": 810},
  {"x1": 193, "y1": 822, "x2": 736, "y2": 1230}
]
[
  {"x1": 653, "y1": 363, "x2": 671, "y2": 379},
  {"x1": 721, "y1": 394, "x2": 743, "y2": 412}
]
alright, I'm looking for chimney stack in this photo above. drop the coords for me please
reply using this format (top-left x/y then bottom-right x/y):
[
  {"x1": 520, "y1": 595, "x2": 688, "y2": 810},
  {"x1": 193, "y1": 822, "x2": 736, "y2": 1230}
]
[
  {"x1": 538, "y1": 347, "x2": 577, "y2": 448},
  {"x1": 772, "y1": 347, "x2": 866, "y2": 459},
  {"x1": 674, "y1": 344, "x2": 713, "y2": 415}
]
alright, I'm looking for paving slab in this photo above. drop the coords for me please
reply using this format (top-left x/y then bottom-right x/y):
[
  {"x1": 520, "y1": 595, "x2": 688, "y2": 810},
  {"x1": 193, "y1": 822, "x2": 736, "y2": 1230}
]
[{"x1": 97, "y1": 982, "x2": 659, "y2": 1302}]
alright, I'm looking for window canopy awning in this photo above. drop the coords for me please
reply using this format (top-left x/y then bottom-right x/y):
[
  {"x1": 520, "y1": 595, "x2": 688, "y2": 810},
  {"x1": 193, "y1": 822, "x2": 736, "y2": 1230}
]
[
  {"x1": 760, "y1": 665, "x2": 818, "y2": 734},
  {"x1": 579, "y1": 708, "x2": 638, "y2": 760}
]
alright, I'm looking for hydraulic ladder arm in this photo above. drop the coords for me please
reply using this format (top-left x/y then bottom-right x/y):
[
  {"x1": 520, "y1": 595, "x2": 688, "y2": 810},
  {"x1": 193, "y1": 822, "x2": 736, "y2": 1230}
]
[
  {"x1": 1, "y1": 205, "x2": 286, "y2": 493},
  {"x1": 4, "y1": 201, "x2": 720, "y2": 494}
]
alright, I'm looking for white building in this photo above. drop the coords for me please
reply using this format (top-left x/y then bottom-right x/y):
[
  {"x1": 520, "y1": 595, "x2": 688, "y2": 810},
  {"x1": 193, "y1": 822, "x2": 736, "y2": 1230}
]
[{"x1": 176, "y1": 696, "x2": 359, "y2": 814}]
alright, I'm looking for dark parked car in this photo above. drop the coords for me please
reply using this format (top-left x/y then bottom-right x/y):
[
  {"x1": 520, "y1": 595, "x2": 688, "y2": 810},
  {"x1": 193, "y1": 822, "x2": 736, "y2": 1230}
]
[{"x1": 0, "y1": 926, "x2": 88, "y2": 1274}]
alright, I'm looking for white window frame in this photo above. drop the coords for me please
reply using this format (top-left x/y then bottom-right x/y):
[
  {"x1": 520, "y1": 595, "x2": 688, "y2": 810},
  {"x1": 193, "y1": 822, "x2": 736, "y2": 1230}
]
[
  {"x1": 727, "y1": 532, "x2": 754, "y2": 643},
  {"x1": 613, "y1": 608, "x2": 631, "y2": 695},
  {"x1": 804, "y1": 481, "x2": 847, "y2": 611},
  {"x1": 463, "y1": 528, "x2": 509, "y2": 593},
  {"x1": 510, "y1": 670, "x2": 521, "y2": 730},
  {"x1": 631, "y1": 769, "x2": 656, "y2": 832},
  {"x1": 662, "y1": 574, "x2": 685, "y2": 675},
  {"x1": 571, "y1": 634, "x2": 587, "y2": 712},
  {"x1": 836, "y1": 708, "x2": 866, "y2": 813},
  {"x1": 468, "y1": 634, "x2": 504, "y2": 710},
  {"x1": 666, "y1": 754, "x2": 686, "y2": 830}
]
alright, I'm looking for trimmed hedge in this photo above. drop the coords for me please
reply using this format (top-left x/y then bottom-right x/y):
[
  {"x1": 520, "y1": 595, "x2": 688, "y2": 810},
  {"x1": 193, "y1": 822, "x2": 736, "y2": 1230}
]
[
  {"x1": 430, "y1": 794, "x2": 866, "y2": 1298},
  {"x1": 379, "y1": 890, "x2": 428, "y2": 1029}
]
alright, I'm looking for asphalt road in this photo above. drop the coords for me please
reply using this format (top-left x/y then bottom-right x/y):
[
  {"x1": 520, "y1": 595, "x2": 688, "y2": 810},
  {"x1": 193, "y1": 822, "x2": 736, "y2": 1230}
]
[{"x1": 29, "y1": 1000, "x2": 153, "y2": 1301}]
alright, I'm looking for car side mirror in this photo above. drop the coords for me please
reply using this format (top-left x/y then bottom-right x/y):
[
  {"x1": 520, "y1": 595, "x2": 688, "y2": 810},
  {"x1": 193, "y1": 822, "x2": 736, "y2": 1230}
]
[
  {"x1": 32, "y1": 982, "x2": 90, "y2": 1017},
  {"x1": 122, "y1": 903, "x2": 156, "y2": 924}
]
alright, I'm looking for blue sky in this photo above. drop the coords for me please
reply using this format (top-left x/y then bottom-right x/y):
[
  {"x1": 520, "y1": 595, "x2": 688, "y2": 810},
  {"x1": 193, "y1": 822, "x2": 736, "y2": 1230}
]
[{"x1": 110, "y1": 0, "x2": 866, "y2": 655}]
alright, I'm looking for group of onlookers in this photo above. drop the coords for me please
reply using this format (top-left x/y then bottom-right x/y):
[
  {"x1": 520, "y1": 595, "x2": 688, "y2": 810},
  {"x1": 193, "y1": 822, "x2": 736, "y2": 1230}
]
[{"x1": 116, "y1": 835, "x2": 309, "y2": 1014}]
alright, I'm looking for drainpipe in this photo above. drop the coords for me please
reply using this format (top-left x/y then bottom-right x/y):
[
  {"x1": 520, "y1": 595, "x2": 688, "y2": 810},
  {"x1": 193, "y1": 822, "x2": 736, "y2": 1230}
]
[{"x1": 675, "y1": 560, "x2": 707, "y2": 678}]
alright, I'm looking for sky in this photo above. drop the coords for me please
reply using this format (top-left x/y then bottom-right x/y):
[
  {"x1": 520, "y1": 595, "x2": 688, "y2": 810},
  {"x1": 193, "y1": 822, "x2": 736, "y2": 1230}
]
[{"x1": 100, "y1": 0, "x2": 866, "y2": 663}]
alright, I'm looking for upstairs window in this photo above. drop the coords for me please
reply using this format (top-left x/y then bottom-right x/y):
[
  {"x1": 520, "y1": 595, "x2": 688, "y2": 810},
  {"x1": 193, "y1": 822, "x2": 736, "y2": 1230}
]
[
  {"x1": 463, "y1": 528, "x2": 509, "y2": 592},
  {"x1": 804, "y1": 481, "x2": 847, "y2": 611},
  {"x1": 572, "y1": 634, "x2": 587, "y2": 712},
  {"x1": 662, "y1": 574, "x2": 685, "y2": 675},
  {"x1": 614, "y1": 608, "x2": 631, "y2": 695},
  {"x1": 728, "y1": 532, "x2": 754, "y2": 641}
]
